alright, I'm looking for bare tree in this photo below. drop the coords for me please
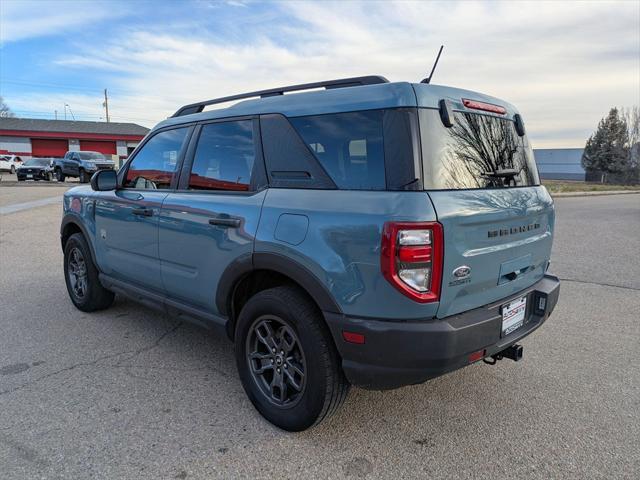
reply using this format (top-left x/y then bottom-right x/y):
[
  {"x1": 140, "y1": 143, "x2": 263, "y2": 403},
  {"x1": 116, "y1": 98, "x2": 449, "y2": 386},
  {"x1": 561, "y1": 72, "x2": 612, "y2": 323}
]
[
  {"x1": 0, "y1": 96, "x2": 15, "y2": 118},
  {"x1": 621, "y1": 106, "x2": 639, "y2": 183}
]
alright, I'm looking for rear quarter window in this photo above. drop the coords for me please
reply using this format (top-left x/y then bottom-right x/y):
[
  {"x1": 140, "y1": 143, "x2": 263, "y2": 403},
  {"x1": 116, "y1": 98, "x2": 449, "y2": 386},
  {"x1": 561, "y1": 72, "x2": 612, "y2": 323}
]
[{"x1": 289, "y1": 110, "x2": 386, "y2": 190}]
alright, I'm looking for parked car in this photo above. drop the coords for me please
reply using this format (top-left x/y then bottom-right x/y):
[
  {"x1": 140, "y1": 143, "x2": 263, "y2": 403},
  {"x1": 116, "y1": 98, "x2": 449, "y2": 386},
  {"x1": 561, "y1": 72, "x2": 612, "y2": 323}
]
[
  {"x1": 0, "y1": 154, "x2": 22, "y2": 173},
  {"x1": 53, "y1": 151, "x2": 115, "y2": 183},
  {"x1": 16, "y1": 158, "x2": 54, "y2": 181},
  {"x1": 60, "y1": 75, "x2": 560, "y2": 431}
]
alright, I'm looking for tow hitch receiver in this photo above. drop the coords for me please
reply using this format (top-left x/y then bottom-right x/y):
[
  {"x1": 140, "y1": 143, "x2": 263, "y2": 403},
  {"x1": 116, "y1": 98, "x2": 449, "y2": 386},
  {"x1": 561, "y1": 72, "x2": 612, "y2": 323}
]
[{"x1": 483, "y1": 344, "x2": 524, "y2": 365}]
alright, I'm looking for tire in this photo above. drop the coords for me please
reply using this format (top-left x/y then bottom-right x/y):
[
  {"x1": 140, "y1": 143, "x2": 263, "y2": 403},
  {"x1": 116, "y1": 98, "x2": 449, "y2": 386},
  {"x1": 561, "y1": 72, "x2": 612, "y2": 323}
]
[
  {"x1": 79, "y1": 169, "x2": 88, "y2": 183},
  {"x1": 46, "y1": 172, "x2": 52, "y2": 182},
  {"x1": 235, "y1": 285, "x2": 349, "y2": 431},
  {"x1": 10, "y1": 165, "x2": 15, "y2": 174},
  {"x1": 64, "y1": 233, "x2": 114, "y2": 312},
  {"x1": 56, "y1": 169, "x2": 65, "y2": 182}
]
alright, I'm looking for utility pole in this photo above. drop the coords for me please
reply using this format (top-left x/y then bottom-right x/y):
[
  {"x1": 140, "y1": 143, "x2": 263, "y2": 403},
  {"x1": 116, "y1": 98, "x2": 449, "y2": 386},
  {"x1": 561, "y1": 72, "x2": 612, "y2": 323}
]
[{"x1": 103, "y1": 89, "x2": 110, "y2": 123}]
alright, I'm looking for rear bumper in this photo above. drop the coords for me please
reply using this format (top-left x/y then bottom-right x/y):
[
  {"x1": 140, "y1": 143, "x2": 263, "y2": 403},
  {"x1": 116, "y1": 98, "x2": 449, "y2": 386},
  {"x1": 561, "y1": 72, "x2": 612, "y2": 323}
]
[{"x1": 324, "y1": 274, "x2": 560, "y2": 390}]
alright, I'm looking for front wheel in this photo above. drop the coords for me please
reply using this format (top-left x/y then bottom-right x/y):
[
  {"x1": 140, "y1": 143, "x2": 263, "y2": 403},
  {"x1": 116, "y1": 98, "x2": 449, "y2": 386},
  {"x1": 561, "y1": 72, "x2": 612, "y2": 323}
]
[
  {"x1": 10, "y1": 165, "x2": 15, "y2": 174},
  {"x1": 79, "y1": 169, "x2": 88, "y2": 183},
  {"x1": 235, "y1": 285, "x2": 349, "y2": 431},
  {"x1": 64, "y1": 233, "x2": 114, "y2": 312},
  {"x1": 45, "y1": 172, "x2": 53, "y2": 181},
  {"x1": 56, "y1": 169, "x2": 65, "y2": 182}
]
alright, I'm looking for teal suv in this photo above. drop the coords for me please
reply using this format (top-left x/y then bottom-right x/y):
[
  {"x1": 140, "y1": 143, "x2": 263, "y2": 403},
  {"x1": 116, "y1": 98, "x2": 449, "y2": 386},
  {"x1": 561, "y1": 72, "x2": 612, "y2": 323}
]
[{"x1": 60, "y1": 76, "x2": 560, "y2": 431}]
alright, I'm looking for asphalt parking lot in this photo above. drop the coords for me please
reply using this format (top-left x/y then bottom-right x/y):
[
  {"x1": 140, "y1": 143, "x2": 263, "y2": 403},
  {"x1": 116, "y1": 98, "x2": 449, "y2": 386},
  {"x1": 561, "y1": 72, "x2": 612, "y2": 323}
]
[{"x1": 0, "y1": 185, "x2": 638, "y2": 479}]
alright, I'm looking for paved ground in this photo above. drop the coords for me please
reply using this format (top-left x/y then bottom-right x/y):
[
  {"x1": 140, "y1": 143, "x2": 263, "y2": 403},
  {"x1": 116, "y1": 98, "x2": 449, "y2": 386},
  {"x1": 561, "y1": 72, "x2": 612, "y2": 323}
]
[{"x1": 0, "y1": 187, "x2": 638, "y2": 479}]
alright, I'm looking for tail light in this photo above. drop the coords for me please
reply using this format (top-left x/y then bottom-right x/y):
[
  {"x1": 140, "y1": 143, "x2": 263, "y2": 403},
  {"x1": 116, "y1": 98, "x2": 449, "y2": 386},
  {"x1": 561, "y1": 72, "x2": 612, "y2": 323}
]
[{"x1": 381, "y1": 222, "x2": 443, "y2": 303}]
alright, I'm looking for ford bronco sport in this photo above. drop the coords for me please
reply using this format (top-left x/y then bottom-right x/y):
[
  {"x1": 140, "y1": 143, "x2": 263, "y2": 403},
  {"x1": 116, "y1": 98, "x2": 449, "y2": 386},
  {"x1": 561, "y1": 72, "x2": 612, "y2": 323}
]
[{"x1": 60, "y1": 76, "x2": 560, "y2": 431}]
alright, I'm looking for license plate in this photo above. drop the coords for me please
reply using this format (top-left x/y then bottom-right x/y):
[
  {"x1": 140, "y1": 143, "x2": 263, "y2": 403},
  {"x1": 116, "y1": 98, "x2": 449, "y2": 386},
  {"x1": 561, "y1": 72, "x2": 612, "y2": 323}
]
[
  {"x1": 26, "y1": 174, "x2": 33, "y2": 179},
  {"x1": 502, "y1": 296, "x2": 526, "y2": 336}
]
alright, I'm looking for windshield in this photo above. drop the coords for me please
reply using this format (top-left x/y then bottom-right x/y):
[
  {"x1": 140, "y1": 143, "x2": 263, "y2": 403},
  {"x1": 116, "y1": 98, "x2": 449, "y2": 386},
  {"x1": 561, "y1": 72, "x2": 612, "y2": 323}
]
[
  {"x1": 419, "y1": 109, "x2": 539, "y2": 189},
  {"x1": 24, "y1": 159, "x2": 51, "y2": 167},
  {"x1": 79, "y1": 152, "x2": 105, "y2": 160}
]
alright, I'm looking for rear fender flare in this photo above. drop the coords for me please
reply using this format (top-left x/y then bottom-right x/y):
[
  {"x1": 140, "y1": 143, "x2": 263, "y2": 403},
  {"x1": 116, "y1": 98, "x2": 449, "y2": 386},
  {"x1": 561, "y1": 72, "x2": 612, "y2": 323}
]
[{"x1": 215, "y1": 252, "x2": 343, "y2": 318}]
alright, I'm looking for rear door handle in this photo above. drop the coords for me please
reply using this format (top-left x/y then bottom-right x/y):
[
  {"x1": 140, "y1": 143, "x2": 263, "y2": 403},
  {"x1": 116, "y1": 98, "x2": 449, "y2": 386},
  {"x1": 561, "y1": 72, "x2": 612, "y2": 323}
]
[
  {"x1": 132, "y1": 208, "x2": 153, "y2": 217},
  {"x1": 209, "y1": 216, "x2": 241, "y2": 228}
]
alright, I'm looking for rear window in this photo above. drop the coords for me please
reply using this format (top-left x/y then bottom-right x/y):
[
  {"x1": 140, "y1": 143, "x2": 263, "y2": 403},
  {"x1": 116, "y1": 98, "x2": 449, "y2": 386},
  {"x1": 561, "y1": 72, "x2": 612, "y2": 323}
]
[
  {"x1": 289, "y1": 110, "x2": 386, "y2": 190},
  {"x1": 78, "y1": 152, "x2": 105, "y2": 160},
  {"x1": 419, "y1": 109, "x2": 539, "y2": 189}
]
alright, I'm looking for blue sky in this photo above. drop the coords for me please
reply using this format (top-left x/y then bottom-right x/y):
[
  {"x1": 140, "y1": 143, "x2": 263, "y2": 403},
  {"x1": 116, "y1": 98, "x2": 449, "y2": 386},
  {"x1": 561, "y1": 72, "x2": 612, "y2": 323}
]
[{"x1": 1, "y1": 0, "x2": 638, "y2": 147}]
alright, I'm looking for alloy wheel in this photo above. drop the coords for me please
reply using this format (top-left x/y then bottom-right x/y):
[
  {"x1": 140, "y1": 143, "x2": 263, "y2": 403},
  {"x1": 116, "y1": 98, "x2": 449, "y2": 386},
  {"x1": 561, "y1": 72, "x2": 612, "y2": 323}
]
[
  {"x1": 246, "y1": 315, "x2": 307, "y2": 408},
  {"x1": 67, "y1": 247, "x2": 88, "y2": 299}
]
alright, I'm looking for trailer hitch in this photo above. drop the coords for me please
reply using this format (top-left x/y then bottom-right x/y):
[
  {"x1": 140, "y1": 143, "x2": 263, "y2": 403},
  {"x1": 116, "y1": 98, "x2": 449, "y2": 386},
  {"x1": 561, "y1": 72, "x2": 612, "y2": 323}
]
[{"x1": 483, "y1": 344, "x2": 523, "y2": 365}]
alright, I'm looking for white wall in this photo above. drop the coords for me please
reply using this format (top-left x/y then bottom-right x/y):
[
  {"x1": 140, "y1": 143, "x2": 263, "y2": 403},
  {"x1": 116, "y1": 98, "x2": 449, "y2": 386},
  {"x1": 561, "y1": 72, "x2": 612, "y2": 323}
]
[
  {"x1": 116, "y1": 140, "x2": 127, "y2": 157},
  {"x1": 0, "y1": 136, "x2": 32, "y2": 159},
  {"x1": 68, "y1": 139, "x2": 80, "y2": 152}
]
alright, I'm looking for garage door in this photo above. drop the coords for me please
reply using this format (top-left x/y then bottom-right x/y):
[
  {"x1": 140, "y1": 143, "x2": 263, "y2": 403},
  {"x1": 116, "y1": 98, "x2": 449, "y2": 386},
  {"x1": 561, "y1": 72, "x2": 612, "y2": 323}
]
[
  {"x1": 80, "y1": 140, "x2": 116, "y2": 155},
  {"x1": 31, "y1": 139, "x2": 68, "y2": 157}
]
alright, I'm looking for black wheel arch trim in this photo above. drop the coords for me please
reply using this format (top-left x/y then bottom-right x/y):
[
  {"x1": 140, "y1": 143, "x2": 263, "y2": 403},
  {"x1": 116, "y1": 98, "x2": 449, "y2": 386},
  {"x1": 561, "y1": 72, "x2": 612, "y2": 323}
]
[
  {"x1": 60, "y1": 213, "x2": 98, "y2": 266},
  {"x1": 216, "y1": 251, "x2": 343, "y2": 319}
]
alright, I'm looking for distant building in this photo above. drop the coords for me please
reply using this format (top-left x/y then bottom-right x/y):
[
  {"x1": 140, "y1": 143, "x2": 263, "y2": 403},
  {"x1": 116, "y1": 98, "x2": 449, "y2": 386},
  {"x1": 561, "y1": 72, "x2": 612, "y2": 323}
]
[
  {"x1": 0, "y1": 118, "x2": 149, "y2": 162},
  {"x1": 533, "y1": 148, "x2": 585, "y2": 181}
]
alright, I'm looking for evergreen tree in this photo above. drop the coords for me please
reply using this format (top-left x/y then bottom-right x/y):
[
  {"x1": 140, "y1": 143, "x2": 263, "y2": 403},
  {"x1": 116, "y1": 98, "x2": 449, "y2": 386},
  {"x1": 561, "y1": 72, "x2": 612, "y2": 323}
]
[{"x1": 582, "y1": 108, "x2": 629, "y2": 182}]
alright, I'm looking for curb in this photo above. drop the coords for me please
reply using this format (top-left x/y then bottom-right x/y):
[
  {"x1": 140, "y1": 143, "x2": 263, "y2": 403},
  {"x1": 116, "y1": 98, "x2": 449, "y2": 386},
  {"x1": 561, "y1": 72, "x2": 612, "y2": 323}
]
[
  {"x1": 0, "y1": 181, "x2": 77, "y2": 187},
  {"x1": 550, "y1": 190, "x2": 640, "y2": 198}
]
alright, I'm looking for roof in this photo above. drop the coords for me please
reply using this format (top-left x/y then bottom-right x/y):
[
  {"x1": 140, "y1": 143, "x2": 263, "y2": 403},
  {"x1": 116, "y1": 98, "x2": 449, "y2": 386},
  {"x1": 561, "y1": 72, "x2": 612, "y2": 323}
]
[
  {"x1": 157, "y1": 80, "x2": 520, "y2": 132},
  {"x1": 534, "y1": 148, "x2": 585, "y2": 175},
  {"x1": 0, "y1": 118, "x2": 149, "y2": 136}
]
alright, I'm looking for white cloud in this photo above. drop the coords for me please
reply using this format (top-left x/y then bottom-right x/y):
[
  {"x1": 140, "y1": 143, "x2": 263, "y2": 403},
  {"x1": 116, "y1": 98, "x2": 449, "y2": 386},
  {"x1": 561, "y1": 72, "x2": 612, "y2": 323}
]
[
  {"x1": 0, "y1": 0, "x2": 129, "y2": 43},
  {"x1": 9, "y1": 0, "x2": 640, "y2": 147}
]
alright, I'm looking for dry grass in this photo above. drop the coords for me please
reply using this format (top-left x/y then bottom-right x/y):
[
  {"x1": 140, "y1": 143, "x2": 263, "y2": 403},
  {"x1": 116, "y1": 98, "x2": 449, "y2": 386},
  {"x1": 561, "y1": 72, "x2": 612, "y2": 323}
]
[{"x1": 542, "y1": 180, "x2": 640, "y2": 193}]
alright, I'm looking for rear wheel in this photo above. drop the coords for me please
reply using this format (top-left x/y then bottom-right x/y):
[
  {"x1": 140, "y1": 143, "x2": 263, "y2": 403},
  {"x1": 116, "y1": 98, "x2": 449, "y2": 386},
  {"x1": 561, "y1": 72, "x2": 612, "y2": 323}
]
[
  {"x1": 64, "y1": 233, "x2": 114, "y2": 312},
  {"x1": 235, "y1": 285, "x2": 349, "y2": 431},
  {"x1": 56, "y1": 169, "x2": 65, "y2": 182}
]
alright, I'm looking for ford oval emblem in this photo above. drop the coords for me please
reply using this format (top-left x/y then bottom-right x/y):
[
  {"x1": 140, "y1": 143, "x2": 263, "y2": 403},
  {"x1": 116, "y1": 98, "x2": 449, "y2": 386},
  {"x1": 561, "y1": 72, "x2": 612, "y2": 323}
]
[{"x1": 453, "y1": 265, "x2": 471, "y2": 279}]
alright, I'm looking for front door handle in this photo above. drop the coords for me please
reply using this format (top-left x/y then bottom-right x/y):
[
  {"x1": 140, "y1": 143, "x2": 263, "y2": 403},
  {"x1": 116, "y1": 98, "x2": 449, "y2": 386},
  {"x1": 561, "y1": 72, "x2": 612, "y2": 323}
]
[
  {"x1": 132, "y1": 208, "x2": 153, "y2": 217},
  {"x1": 209, "y1": 216, "x2": 241, "y2": 228}
]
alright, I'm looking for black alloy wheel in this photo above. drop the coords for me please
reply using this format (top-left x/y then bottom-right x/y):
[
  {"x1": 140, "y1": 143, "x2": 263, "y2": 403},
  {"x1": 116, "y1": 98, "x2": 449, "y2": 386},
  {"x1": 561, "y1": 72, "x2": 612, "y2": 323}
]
[
  {"x1": 67, "y1": 247, "x2": 88, "y2": 300},
  {"x1": 63, "y1": 233, "x2": 114, "y2": 311},
  {"x1": 246, "y1": 315, "x2": 307, "y2": 407}
]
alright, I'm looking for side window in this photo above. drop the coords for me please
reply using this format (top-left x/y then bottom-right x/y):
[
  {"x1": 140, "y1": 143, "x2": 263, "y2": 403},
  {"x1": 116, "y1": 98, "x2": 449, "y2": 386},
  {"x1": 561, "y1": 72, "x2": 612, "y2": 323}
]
[
  {"x1": 289, "y1": 110, "x2": 386, "y2": 190},
  {"x1": 188, "y1": 120, "x2": 255, "y2": 191},
  {"x1": 124, "y1": 128, "x2": 189, "y2": 189}
]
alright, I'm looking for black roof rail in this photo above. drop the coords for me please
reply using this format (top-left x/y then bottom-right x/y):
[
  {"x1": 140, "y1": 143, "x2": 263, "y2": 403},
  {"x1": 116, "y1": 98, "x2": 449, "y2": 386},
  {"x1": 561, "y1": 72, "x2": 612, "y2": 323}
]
[{"x1": 172, "y1": 75, "x2": 389, "y2": 117}]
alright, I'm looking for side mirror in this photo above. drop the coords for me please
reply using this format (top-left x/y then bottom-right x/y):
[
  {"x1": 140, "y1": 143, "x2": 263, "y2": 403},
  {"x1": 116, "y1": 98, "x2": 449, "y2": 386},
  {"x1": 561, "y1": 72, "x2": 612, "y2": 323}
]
[{"x1": 91, "y1": 169, "x2": 117, "y2": 191}]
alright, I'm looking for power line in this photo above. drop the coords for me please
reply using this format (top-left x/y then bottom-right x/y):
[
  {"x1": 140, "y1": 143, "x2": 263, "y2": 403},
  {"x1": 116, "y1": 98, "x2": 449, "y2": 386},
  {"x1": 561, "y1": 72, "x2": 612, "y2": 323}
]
[
  {"x1": 1, "y1": 79, "x2": 123, "y2": 95},
  {"x1": 9, "y1": 109, "x2": 158, "y2": 123}
]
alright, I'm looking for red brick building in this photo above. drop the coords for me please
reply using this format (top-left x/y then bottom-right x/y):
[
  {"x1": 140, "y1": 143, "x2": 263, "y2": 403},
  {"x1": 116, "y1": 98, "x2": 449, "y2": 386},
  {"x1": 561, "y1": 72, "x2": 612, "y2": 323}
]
[{"x1": 0, "y1": 118, "x2": 149, "y2": 162}]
